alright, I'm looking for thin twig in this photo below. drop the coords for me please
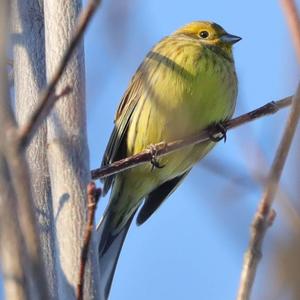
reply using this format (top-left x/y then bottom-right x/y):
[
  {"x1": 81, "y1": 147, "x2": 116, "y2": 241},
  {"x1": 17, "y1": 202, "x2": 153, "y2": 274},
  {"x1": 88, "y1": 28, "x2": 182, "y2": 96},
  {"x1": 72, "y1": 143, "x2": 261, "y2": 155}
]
[
  {"x1": 281, "y1": 0, "x2": 300, "y2": 64},
  {"x1": 7, "y1": 58, "x2": 14, "y2": 87},
  {"x1": 6, "y1": 58, "x2": 13, "y2": 67},
  {"x1": 19, "y1": 0, "x2": 102, "y2": 148},
  {"x1": 77, "y1": 182, "x2": 101, "y2": 300},
  {"x1": 236, "y1": 83, "x2": 300, "y2": 300},
  {"x1": 237, "y1": 2, "x2": 300, "y2": 298},
  {"x1": 91, "y1": 96, "x2": 292, "y2": 180},
  {"x1": 19, "y1": 86, "x2": 72, "y2": 146}
]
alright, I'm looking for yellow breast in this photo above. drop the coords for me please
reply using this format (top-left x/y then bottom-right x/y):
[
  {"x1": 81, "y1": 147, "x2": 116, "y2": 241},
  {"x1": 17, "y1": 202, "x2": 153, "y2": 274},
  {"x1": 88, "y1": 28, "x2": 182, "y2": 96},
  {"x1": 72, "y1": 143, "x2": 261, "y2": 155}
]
[{"x1": 127, "y1": 37, "x2": 237, "y2": 156}]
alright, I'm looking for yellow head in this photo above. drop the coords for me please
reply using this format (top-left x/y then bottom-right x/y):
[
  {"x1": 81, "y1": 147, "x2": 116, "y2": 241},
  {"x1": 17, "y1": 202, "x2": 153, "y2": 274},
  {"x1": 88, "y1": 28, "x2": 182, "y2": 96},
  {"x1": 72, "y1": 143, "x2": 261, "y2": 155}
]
[{"x1": 172, "y1": 21, "x2": 241, "y2": 56}]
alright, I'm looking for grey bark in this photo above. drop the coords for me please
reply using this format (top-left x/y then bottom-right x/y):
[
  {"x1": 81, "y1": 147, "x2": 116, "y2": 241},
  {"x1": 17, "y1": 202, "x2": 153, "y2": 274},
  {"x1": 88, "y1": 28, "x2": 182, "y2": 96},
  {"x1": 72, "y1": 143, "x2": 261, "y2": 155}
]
[
  {"x1": 44, "y1": 0, "x2": 100, "y2": 298},
  {"x1": 0, "y1": 1, "x2": 50, "y2": 299},
  {"x1": 11, "y1": 1, "x2": 58, "y2": 298},
  {"x1": 0, "y1": 4, "x2": 28, "y2": 297},
  {"x1": 0, "y1": 156, "x2": 28, "y2": 300}
]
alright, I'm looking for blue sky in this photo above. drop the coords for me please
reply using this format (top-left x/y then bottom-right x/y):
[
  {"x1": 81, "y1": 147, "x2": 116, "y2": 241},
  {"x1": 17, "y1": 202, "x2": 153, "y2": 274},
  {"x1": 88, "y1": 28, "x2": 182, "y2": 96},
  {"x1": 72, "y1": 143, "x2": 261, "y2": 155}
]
[{"x1": 84, "y1": 1, "x2": 300, "y2": 299}]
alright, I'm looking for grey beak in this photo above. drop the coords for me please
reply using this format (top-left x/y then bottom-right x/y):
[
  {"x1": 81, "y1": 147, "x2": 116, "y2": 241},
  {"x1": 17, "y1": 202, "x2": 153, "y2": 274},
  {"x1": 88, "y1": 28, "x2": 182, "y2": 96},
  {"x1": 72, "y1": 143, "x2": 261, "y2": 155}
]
[{"x1": 220, "y1": 33, "x2": 242, "y2": 44}]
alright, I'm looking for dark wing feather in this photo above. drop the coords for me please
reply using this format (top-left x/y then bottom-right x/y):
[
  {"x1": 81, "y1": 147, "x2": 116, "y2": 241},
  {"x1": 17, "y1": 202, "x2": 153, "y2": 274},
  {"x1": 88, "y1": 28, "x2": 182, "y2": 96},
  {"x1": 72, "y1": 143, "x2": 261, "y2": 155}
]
[
  {"x1": 101, "y1": 72, "x2": 143, "y2": 196},
  {"x1": 136, "y1": 170, "x2": 191, "y2": 225}
]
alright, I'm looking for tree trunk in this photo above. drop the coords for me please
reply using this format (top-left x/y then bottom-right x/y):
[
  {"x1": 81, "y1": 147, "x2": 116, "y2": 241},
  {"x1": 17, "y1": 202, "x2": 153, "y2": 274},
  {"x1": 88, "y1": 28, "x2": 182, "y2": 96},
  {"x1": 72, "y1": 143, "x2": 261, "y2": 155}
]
[
  {"x1": 11, "y1": 1, "x2": 58, "y2": 298},
  {"x1": 44, "y1": 0, "x2": 100, "y2": 298}
]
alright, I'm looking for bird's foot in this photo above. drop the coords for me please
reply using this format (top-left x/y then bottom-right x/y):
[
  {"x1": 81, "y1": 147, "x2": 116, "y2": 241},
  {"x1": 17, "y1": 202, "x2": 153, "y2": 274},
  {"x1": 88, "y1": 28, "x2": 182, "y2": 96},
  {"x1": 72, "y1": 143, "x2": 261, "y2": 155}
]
[
  {"x1": 208, "y1": 122, "x2": 227, "y2": 143},
  {"x1": 148, "y1": 143, "x2": 166, "y2": 171}
]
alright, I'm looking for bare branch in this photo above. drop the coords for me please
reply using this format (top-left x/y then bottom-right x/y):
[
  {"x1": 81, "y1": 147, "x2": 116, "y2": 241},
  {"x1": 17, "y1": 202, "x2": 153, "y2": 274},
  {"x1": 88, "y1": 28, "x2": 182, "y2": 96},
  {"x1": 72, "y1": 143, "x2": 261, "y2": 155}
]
[
  {"x1": 77, "y1": 183, "x2": 101, "y2": 300},
  {"x1": 7, "y1": 58, "x2": 13, "y2": 67},
  {"x1": 236, "y1": 83, "x2": 300, "y2": 300},
  {"x1": 19, "y1": 86, "x2": 72, "y2": 147},
  {"x1": 281, "y1": 0, "x2": 300, "y2": 63},
  {"x1": 237, "y1": 2, "x2": 300, "y2": 297},
  {"x1": 91, "y1": 95, "x2": 292, "y2": 180},
  {"x1": 20, "y1": 0, "x2": 102, "y2": 148}
]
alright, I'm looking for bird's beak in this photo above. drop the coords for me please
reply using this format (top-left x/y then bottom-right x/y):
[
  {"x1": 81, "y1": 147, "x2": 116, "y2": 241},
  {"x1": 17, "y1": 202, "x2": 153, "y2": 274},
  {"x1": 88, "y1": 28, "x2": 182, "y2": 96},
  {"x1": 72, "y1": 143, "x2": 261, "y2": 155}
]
[{"x1": 220, "y1": 33, "x2": 242, "y2": 45}]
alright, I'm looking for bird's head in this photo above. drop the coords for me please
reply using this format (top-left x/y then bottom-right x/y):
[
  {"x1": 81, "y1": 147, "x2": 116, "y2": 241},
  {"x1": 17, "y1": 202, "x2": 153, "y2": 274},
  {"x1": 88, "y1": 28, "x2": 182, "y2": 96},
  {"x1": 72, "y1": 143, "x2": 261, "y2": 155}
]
[{"x1": 173, "y1": 21, "x2": 241, "y2": 55}]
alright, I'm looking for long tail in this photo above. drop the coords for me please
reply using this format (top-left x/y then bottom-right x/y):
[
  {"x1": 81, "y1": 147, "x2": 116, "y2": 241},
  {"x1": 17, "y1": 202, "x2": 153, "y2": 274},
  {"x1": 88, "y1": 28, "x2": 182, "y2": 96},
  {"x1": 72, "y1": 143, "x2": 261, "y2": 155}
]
[{"x1": 96, "y1": 209, "x2": 135, "y2": 300}]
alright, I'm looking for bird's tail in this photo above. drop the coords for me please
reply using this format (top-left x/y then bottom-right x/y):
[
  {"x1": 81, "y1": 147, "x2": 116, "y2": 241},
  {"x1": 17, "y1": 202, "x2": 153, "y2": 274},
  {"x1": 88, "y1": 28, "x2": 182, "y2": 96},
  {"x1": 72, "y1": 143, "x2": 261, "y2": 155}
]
[{"x1": 96, "y1": 208, "x2": 135, "y2": 300}]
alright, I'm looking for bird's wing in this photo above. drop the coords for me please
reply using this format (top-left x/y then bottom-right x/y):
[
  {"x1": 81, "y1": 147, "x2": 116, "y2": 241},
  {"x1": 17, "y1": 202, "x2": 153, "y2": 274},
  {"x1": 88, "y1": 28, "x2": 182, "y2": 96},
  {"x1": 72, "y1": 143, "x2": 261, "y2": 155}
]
[
  {"x1": 101, "y1": 72, "x2": 143, "y2": 195},
  {"x1": 136, "y1": 169, "x2": 191, "y2": 225}
]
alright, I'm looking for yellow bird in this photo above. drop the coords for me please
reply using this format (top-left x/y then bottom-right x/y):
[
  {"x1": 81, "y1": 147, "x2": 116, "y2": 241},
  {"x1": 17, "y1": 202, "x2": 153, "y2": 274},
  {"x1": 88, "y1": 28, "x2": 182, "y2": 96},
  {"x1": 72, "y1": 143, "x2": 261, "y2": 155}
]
[{"x1": 97, "y1": 21, "x2": 241, "y2": 299}]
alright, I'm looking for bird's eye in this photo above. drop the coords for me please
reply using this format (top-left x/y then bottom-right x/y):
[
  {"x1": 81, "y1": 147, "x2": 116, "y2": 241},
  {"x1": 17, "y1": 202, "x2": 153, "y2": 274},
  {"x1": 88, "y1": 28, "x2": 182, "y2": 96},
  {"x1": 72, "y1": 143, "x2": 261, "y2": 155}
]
[{"x1": 199, "y1": 31, "x2": 209, "y2": 39}]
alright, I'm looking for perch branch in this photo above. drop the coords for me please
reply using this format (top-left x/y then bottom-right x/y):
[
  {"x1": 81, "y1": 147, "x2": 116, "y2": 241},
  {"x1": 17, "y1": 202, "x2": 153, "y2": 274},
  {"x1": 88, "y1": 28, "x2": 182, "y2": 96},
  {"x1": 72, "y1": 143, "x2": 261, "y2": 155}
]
[{"x1": 91, "y1": 95, "x2": 292, "y2": 180}]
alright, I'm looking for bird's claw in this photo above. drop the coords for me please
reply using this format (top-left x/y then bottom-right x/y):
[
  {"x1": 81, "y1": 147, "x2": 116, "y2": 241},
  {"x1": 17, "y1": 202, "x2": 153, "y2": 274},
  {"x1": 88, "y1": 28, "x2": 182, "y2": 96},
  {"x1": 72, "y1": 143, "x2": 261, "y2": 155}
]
[
  {"x1": 209, "y1": 123, "x2": 227, "y2": 143},
  {"x1": 148, "y1": 144, "x2": 165, "y2": 171}
]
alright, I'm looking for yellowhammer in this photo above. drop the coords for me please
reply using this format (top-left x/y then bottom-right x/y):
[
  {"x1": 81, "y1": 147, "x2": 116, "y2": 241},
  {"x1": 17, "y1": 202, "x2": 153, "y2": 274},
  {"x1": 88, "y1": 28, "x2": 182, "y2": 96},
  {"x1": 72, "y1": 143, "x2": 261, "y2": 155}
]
[{"x1": 97, "y1": 21, "x2": 241, "y2": 299}]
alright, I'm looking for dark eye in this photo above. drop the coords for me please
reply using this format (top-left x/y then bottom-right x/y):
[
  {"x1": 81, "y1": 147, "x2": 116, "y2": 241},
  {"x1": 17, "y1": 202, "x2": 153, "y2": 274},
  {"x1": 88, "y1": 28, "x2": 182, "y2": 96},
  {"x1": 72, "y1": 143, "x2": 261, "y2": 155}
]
[{"x1": 199, "y1": 31, "x2": 209, "y2": 39}]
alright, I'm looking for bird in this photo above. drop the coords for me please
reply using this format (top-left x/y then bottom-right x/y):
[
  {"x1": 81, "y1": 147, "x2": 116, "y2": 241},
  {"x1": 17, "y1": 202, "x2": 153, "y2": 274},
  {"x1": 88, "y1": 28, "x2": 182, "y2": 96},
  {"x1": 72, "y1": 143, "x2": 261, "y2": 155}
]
[{"x1": 96, "y1": 21, "x2": 241, "y2": 299}]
